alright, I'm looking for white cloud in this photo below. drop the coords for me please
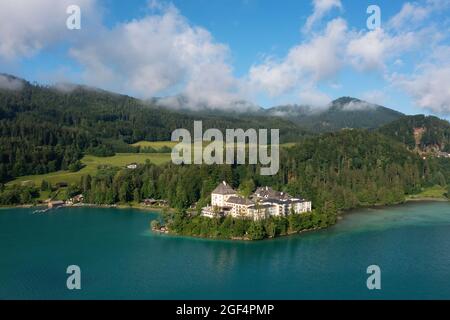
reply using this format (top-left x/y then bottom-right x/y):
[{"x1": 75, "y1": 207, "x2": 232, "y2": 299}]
[
  {"x1": 248, "y1": 18, "x2": 347, "y2": 97},
  {"x1": 340, "y1": 100, "x2": 375, "y2": 111},
  {"x1": 0, "y1": 0, "x2": 98, "y2": 60},
  {"x1": 361, "y1": 90, "x2": 387, "y2": 105},
  {"x1": 394, "y1": 65, "x2": 450, "y2": 114},
  {"x1": 429, "y1": 45, "x2": 450, "y2": 62},
  {"x1": 147, "y1": 0, "x2": 165, "y2": 10},
  {"x1": 304, "y1": 0, "x2": 342, "y2": 32},
  {"x1": 70, "y1": 4, "x2": 241, "y2": 109},
  {"x1": 1, "y1": 0, "x2": 449, "y2": 114},
  {"x1": 346, "y1": 0, "x2": 449, "y2": 72},
  {"x1": 0, "y1": 75, "x2": 24, "y2": 90},
  {"x1": 298, "y1": 88, "x2": 331, "y2": 107},
  {"x1": 389, "y1": 0, "x2": 450, "y2": 31},
  {"x1": 389, "y1": 2, "x2": 431, "y2": 31},
  {"x1": 347, "y1": 28, "x2": 418, "y2": 71}
]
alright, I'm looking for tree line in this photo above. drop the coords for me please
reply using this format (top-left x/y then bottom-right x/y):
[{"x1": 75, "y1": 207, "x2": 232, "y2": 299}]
[
  {"x1": 0, "y1": 78, "x2": 304, "y2": 183},
  {"x1": 2, "y1": 129, "x2": 449, "y2": 239}
]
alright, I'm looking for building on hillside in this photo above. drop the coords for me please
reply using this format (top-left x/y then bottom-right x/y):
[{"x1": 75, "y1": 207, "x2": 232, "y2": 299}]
[
  {"x1": 126, "y1": 163, "x2": 138, "y2": 169},
  {"x1": 211, "y1": 181, "x2": 237, "y2": 207},
  {"x1": 253, "y1": 186, "x2": 312, "y2": 216},
  {"x1": 201, "y1": 182, "x2": 312, "y2": 221},
  {"x1": 437, "y1": 151, "x2": 450, "y2": 158},
  {"x1": 225, "y1": 196, "x2": 255, "y2": 218},
  {"x1": 66, "y1": 194, "x2": 84, "y2": 206}
]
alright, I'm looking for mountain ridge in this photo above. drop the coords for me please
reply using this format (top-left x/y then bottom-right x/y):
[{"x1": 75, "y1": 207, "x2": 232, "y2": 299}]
[
  {"x1": 2, "y1": 73, "x2": 447, "y2": 139},
  {"x1": 1, "y1": 73, "x2": 406, "y2": 130},
  {"x1": 379, "y1": 114, "x2": 450, "y2": 153},
  {"x1": 266, "y1": 97, "x2": 405, "y2": 133}
]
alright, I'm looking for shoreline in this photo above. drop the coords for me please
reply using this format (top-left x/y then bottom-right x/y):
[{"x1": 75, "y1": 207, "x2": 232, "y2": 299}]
[
  {"x1": 157, "y1": 199, "x2": 450, "y2": 242},
  {"x1": 0, "y1": 202, "x2": 175, "y2": 213},
  {"x1": 338, "y1": 197, "x2": 449, "y2": 215},
  {"x1": 2, "y1": 198, "x2": 448, "y2": 241},
  {"x1": 2, "y1": 184, "x2": 448, "y2": 212},
  {"x1": 405, "y1": 197, "x2": 449, "y2": 202},
  {"x1": 2, "y1": 196, "x2": 447, "y2": 211},
  {"x1": 2, "y1": 197, "x2": 448, "y2": 213},
  {"x1": 163, "y1": 226, "x2": 326, "y2": 242}
]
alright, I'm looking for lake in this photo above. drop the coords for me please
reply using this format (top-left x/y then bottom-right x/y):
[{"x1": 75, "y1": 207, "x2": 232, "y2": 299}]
[{"x1": 1, "y1": 202, "x2": 449, "y2": 299}]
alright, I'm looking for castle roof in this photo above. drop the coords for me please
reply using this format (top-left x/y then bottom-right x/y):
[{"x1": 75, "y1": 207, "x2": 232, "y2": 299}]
[
  {"x1": 254, "y1": 186, "x2": 292, "y2": 200},
  {"x1": 212, "y1": 181, "x2": 237, "y2": 195},
  {"x1": 226, "y1": 196, "x2": 254, "y2": 206}
]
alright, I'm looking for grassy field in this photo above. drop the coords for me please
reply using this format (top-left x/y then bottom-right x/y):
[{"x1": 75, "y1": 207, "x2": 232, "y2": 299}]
[
  {"x1": 7, "y1": 153, "x2": 171, "y2": 187},
  {"x1": 407, "y1": 185, "x2": 448, "y2": 200},
  {"x1": 7, "y1": 141, "x2": 299, "y2": 188},
  {"x1": 131, "y1": 141, "x2": 178, "y2": 149}
]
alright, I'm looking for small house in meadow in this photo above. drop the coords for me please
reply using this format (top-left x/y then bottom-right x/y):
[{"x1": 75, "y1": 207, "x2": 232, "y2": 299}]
[{"x1": 126, "y1": 163, "x2": 138, "y2": 169}]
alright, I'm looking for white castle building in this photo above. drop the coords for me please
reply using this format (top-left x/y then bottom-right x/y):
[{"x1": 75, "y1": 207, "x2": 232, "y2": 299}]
[{"x1": 202, "y1": 181, "x2": 312, "y2": 221}]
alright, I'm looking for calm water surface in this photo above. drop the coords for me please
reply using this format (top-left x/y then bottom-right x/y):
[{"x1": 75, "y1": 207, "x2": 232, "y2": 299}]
[{"x1": 1, "y1": 202, "x2": 449, "y2": 299}]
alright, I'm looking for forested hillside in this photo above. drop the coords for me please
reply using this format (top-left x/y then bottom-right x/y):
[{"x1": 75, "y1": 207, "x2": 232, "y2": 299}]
[
  {"x1": 58, "y1": 130, "x2": 441, "y2": 207},
  {"x1": 379, "y1": 115, "x2": 450, "y2": 152},
  {"x1": 16, "y1": 129, "x2": 443, "y2": 240},
  {"x1": 5, "y1": 129, "x2": 446, "y2": 210},
  {"x1": 0, "y1": 74, "x2": 305, "y2": 182},
  {"x1": 267, "y1": 97, "x2": 404, "y2": 133},
  {"x1": 2, "y1": 74, "x2": 450, "y2": 229}
]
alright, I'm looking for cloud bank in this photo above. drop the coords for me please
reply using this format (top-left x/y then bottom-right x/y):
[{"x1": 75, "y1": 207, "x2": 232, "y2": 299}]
[
  {"x1": 304, "y1": 0, "x2": 343, "y2": 32},
  {"x1": 69, "y1": 3, "x2": 241, "y2": 109},
  {"x1": 0, "y1": 75, "x2": 24, "y2": 91},
  {"x1": 0, "y1": 0, "x2": 449, "y2": 114},
  {"x1": 0, "y1": 0, "x2": 98, "y2": 60}
]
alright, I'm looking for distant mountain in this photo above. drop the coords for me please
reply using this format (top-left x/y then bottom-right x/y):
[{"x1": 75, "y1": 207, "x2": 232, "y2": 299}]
[
  {"x1": 154, "y1": 95, "x2": 406, "y2": 133},
  {"x1": 378, "y1": 115, "x2": 450, "y2": 153},
  {"x1": 3, "y1": 73, "x2": 450, "y2": 191},
  {"x1": 0, "y1": 74, "x2": 305, "y2": 142},
  {"x1": 0, "y1": 74, "x2": 311, "y2": 181},
  {"x1": 267, "y1": 97, "x2": 405, "y2": 133}
]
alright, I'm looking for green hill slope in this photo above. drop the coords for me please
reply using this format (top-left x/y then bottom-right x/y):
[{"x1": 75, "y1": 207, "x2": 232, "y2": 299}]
[
  {"x1": 379, "y1": 115, "x2": 450, "y2": 152},
  {"x1": 268, "y1": 97, "x2": 404, "y2": 133},
  {"x1": 0, "y1": 74, "x2": 305, "y2": 182}
]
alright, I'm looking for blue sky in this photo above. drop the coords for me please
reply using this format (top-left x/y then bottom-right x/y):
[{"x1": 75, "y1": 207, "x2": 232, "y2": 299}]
[{"x1": 0, "y1": 0, "x2": 449, "y2": 116}]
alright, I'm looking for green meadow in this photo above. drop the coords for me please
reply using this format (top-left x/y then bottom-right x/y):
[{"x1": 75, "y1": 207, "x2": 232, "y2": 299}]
[
  {"x1": 7, "y1": 153, "x2": 171, "y2": 187},
  {"x1": 407, "y1": 185, "x2": 448, "y2": 200},
  {"x1": 131, "y1": 141, "x2": 178, "y2": 149},
  {"x1": 7, "y1": 141, "x2": 297, "y2": 188}
]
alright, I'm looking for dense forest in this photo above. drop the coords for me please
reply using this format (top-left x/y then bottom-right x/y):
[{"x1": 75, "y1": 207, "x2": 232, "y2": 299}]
[
  {"x1": 379, "y1": 115, "x2": 450, "y2": 152},
  {"x1": 60, "y1": 130, "x2": 447, "y2": 212},
  {"x1": 0, "y1": 74, "x2": 305, "y2": 182},
  {"x1": 2, "y1": 129, "x2": 449, "y2": 239},
  {"x1": 267, "y1": 97, "x2": 404, "y2": 133}
]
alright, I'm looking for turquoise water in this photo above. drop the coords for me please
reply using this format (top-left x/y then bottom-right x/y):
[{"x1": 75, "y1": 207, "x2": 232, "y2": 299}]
[{"x1": 1, "y1": 202, "x2": 450, "y2": 300}]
